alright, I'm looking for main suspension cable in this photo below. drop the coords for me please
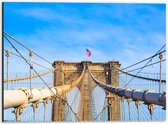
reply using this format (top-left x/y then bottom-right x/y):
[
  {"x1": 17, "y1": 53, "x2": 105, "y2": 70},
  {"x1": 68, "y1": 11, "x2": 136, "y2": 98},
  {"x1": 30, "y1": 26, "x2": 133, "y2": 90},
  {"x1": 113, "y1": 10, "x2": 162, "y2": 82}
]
[
  {"x1": 111, "y1": 65, "x2": 166, "y2": 83},
  {"x1": 4, "y1": 34, "x2": 82, "y2": 121}
]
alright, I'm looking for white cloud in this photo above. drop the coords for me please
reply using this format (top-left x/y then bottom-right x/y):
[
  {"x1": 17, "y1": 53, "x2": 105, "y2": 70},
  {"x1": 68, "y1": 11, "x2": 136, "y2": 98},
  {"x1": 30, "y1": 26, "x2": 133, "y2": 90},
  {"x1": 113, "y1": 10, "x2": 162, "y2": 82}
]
[
  {"x1": 4, "y1": 4, "x2": 166, "y2": 76},
  {"x1": 10, "y1": 23, "x2": 165, "y2": 66}
]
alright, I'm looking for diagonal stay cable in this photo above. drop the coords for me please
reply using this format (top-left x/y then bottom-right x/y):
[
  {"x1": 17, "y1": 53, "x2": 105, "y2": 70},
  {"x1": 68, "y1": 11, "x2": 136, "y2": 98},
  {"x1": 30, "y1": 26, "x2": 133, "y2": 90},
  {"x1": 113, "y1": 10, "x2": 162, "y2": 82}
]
[
  {"x1": 4, "y1": 32, "x2": 52, "y2": 65},
  {"x1": 111, "y1": 65, "x2": 166, "y2": 83},
  {"x1": 4, "y1": 34, "x2": 82, "y2": 121},
  {"x1": 103, "y1": 50, "x2": 166, "y2": 79},
  {"x1": 4, "y1": 49, "x2": 52, "y2": 71},
  {"x1": 123, "y1": 44, "x2": 166, "y2": 88},
  {"x1": 65, "y1": 101, "x2": 80, "y2": 121},
  {"x1": 5, "y1": 35, "x2": 81, "y2": 121},
  {"x1": 103, "y1": 58, "x2": 166, "y2": 85},
  {"x1": 121, "y1": 49, "x2": 166, "y2": 70},
  {"x1": 100, "y1": 97, "x2": 107, "y2": 120},
  {"x1": 64, "y1": 86, "x2": 80, "y2": 121},
  {"x1": 63, "y1": 74, "x2": 83, "y2": 121},
  {"x1": 93, "y1": 104, "x2": 108, "y2": 121},
  {"x1": 4, "y1": 35, "x2": 55, "y2": 95},
  {"x1": 128, "y1": 59, "x2": 166, "y2": 73}
]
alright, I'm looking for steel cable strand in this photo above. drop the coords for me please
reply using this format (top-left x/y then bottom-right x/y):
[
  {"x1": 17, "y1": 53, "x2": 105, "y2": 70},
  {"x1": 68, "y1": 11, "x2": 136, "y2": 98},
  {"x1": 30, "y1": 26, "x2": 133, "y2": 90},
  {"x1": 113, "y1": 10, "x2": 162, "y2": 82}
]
[
  {"x1": 93, "y1": 104, "x2": 108, "y2": 121},
  {"x1": 121, "y1": 49, "x2": 166, "y2": 71},
  {"x1": 102, "y1": 58, "x2": 166, "y2": 83},
  {"x1": 4, "y1": 49, "x2": 52, "y2": 71},
  {"x1": 123, "y1": 44, "x2": 166, "y2": 88},
  {"x1": 111, "y1": 65, "x2": 166, "y2": 84},
  {"x1": 4, "y1": 35, "x2": 86, "y2": 121},
  {"x1": 99, "y1": 97, "x2": 107, "y2": 121},
  {"x1": 4, "y1": 32, "x2": 52, "y2": 65},
  {"x1": 4, "y1": 35, "x2": 56, "y2": 95}
]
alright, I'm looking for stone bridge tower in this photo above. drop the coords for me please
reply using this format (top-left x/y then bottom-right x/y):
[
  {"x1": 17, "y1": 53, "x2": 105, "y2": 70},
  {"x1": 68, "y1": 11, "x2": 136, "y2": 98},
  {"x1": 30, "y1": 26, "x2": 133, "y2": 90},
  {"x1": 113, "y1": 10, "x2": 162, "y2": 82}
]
[{"x1": 52, "y1": 61, "x2": 121, "y2": 121}]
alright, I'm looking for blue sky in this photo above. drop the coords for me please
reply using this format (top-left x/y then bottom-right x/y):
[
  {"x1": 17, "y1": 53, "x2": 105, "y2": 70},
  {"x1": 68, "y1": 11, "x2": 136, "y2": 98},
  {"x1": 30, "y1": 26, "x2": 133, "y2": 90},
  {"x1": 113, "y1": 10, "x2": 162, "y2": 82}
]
[
  {"x1": 4, "y1": 3, "x2": 166, "y2": 73},
  {"x1": 3, "y1": 3, "x2": 166, "y2": 121}
]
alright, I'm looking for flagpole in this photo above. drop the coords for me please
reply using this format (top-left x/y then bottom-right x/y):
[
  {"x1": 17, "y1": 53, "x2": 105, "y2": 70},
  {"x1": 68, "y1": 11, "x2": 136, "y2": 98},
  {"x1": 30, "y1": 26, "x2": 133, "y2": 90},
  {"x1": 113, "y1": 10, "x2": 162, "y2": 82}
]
[
  {"x1": 86, "y1": 53, "x2": 88, "y2": 61},
  {"x1": 85, "y1": 49, "x2": 87, "y2": 61}
]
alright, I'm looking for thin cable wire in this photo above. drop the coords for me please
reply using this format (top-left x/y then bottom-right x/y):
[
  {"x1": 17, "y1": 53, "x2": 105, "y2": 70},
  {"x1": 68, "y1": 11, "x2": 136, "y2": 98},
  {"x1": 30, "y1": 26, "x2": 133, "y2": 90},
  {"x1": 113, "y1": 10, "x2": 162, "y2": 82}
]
[
  {"x1": 99, "y1": 97, "x2": 107, "y2": 121},
  {"x1": 4, "y1": 32, "x2": 52, "y2": 65},
  {"x1": 65, "y1": 102, "x2": 80, "y2": 121},
  {"x1": 111, "y1": 65, "x2": 166, "y2": 83},
  {"x1": 121, "y1": 49, "x2": 166, "y2": 70},
  {"x1": 131, "y1": 102, "x2": 137, "y2": 120},
  {"x1": 128, "y1": 59, "x2": 166, "y2": 73},
  {"x1": 94, "y1": 104, "x2": 108, "y2": 120},
  {"x1": 4, "y1": 35, "x2": 55, "y2": 95},
  {"x1": 64, "y1": 86, "x2": 81, "y2": 121},
  {"x1": 104, "y1": 58, "x2": 166, "y2": 82},
  {"x1": 4, "y1": 49, "x2": 52, "y2": 70},
  {"x1": 123, "y1": 44, "x2": 166, "y2": 88},
  {"x1": 140, "y1": 104, "x2": 151, "y2": 120}
]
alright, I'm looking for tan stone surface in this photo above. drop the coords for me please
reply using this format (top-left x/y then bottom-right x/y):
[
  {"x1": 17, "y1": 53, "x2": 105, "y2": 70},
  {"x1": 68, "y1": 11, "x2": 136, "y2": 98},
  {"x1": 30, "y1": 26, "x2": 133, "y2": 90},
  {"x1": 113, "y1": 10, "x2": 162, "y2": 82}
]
[{"x1": 52, "y1": 61, "x2": 120, "y2": 121}]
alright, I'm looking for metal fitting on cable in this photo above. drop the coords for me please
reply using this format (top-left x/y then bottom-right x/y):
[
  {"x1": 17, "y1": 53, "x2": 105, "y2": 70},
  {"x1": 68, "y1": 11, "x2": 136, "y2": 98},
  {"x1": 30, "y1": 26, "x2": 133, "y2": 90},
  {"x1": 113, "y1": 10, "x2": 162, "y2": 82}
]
[
  {"x1": 119, "y1": 88, "x2": 126, "y2": 97},
  {"x1": 108, "y1": 100, "x2": 112, "y2": 107},
  {"x1": 29, "y1": 94, "x2": 33, "y2": 100},
  {"x1": 142, "y1": 90, "x2": 149, "y2": 103},
  {"x1": 12, "y1": 107, "x2": 23, "y2": 121},
  {"x1": 30, "y1": 66, "x2": 33, "y2": 69},
  {"x1": 127, "y1": 98, "x2": 131, "y2": 120},
  {"x1": 32, "y1": 102, "x2": 39, "y2": 121},
  {"x1": 159, "y1": 53, "x2": 162, "y2": 94},
  {"x1": 29, "y1": 50, "x2": 33, "y2": 100},
  {"x1": 32, "y1": 103, "x2": 39, "y2": 111},
  {"x1": 135, "y1": 100, "x2": 141, "y2": 120},
  {"x1": 131, "y1": 89, "x2": 136, "y2": 101},
  {"x1": 121, "y1": 96, "x2": 125, "y2": 102},
  {"x1": 106, "y1": 93, "x2": 114, "y2": 106},
  {"x1": 6, "y1": 51, "x2": 10, "y2": 90},
  {"x1": 159, "y1": 53, "x2": 163, "y2": 60},
  {"x1": 6, "y1": 50, "x2": 10, "y2": 57},
  {"x1": 127, "y1": 98, "x2": 131, "y2": 103},
  {"x1": 29, "y1": 50, "x2": 33, "y2": 57},
  {"x1": 12, "y1": 88, "x2": 29, "y2": 121},
  {"x1": 115, "y1": 88, "x2": 120, "y2": 96},
  {"x1": 148, "y1": 104, "x2": 155, "y2": 120},
  {"x1": 43, "y1": 98, "x2": 49, "y2": 106},
  {"x1": 135, "y1": 100, "x2": 141, "y2": 109},
  {"x1": 43, "y1": 98, "x2": 49, "y2": 122},
  {"x1": 51, "y1": 96, "x2": 57, "y2": 103},
  {"x1": 62, "y1": 99, "x2": 67, "y2": 105}
]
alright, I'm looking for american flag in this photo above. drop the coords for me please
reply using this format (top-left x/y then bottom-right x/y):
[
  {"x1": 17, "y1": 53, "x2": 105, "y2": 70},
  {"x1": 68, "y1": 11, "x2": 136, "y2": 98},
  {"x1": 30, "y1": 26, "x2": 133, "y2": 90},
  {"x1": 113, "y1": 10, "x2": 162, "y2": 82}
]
[{"x1": 86, "y1": 48, "x2": 91, "y2": 57}]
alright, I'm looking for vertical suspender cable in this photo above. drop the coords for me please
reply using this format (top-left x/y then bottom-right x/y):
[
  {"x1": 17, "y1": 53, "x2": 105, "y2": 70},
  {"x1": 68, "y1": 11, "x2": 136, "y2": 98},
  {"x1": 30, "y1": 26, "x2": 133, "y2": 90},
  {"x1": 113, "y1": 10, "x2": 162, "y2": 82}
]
[
  {"x1": 6, "y1": 50, "x2": 10, "y2": 90},
  {"x1": 29, "y1": 50, "x2": 33, "y2": 99},
  {"x1": 4, "y1": 32, "x2": 52, "y2": 65},
  {"x1": 135, "y1": 101, "x2": 140, "y2": 120},
  {"x1": 127, "y1": 99, "x2": 131, "y2": 120},
  {"x1": 122, "y1": 98, "x2": 125, "y2": 121},
  {"x1": 120, "y1": 98, "x2": 123, "y2": 121},
  {"x1": 159, "y1": 53, "x2": 162, "y2": 94},
  {"x1": 43, "y1": 102, "x2": 46, "y2": 122}
]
